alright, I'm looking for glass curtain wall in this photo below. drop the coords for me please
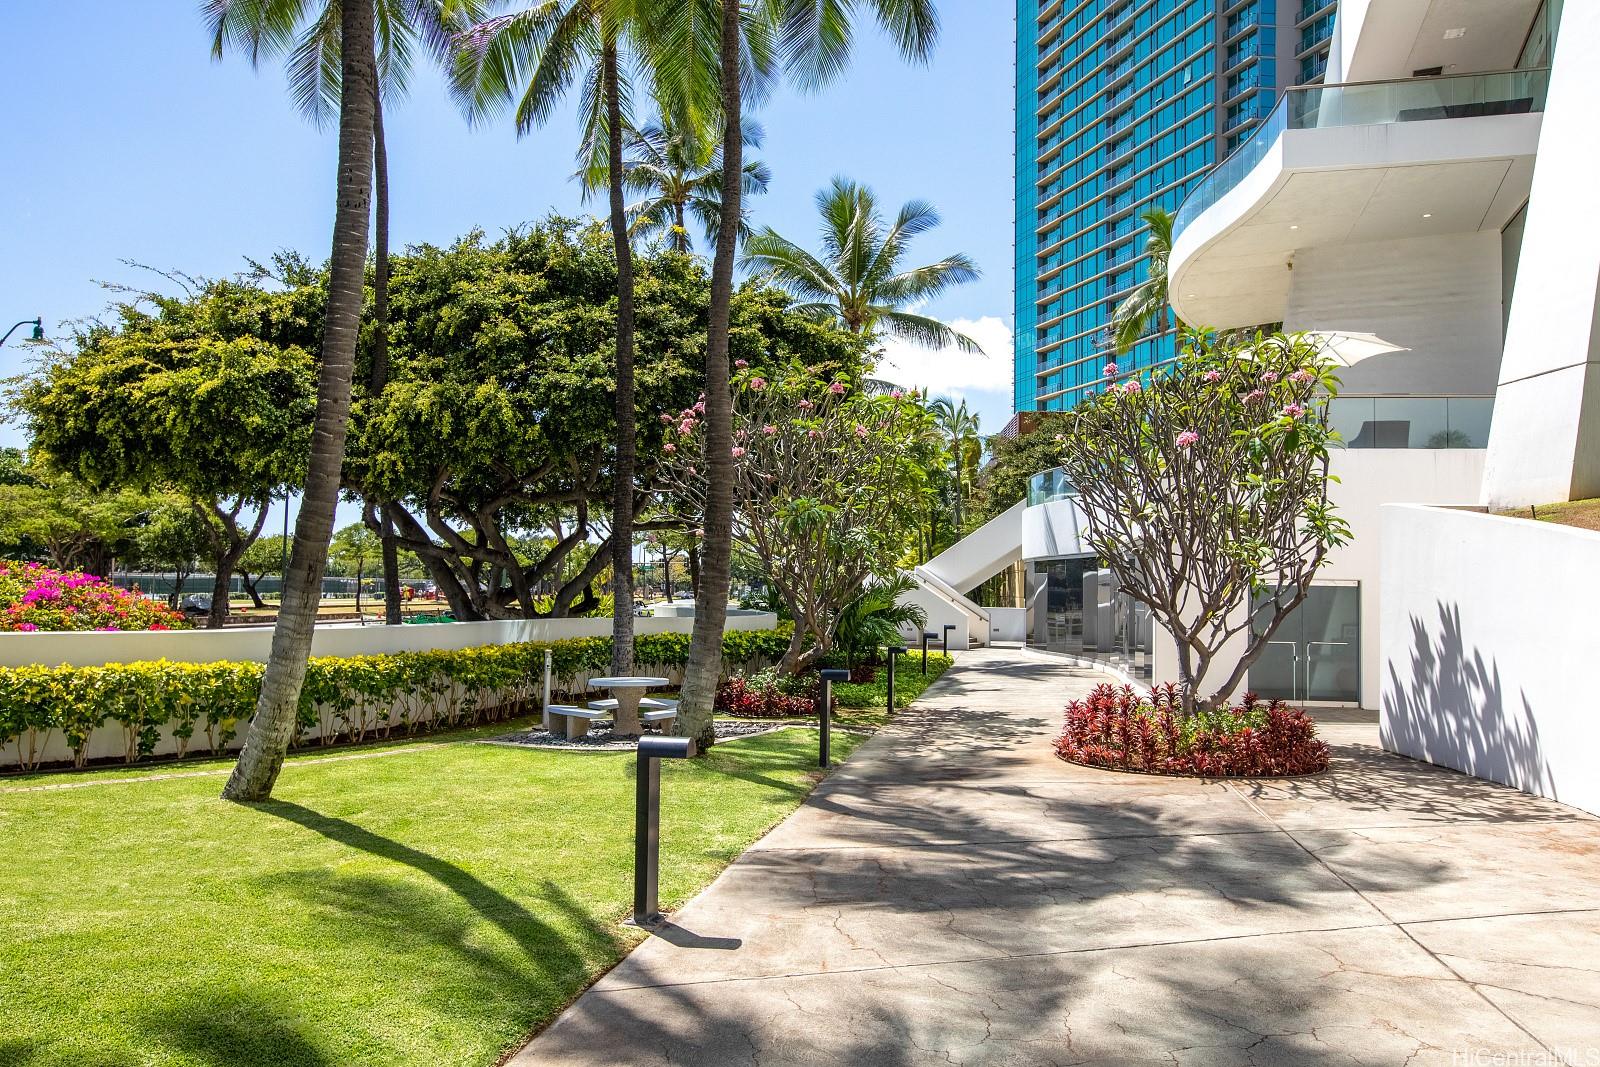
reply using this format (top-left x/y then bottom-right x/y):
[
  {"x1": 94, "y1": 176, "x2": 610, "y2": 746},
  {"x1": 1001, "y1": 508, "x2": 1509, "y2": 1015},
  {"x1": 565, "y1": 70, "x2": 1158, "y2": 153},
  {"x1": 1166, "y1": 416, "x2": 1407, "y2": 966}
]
[{"x1": 1028, "y1": 556, "x2": 1153, "y2": 679}]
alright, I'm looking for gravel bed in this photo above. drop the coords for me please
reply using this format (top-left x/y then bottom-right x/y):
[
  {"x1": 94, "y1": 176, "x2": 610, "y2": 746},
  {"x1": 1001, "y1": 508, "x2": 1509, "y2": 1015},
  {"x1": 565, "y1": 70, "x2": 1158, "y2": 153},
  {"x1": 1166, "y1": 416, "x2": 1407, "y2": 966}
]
[{"x1": 484, "y1": 718, "x2": 792, "y2": 752}]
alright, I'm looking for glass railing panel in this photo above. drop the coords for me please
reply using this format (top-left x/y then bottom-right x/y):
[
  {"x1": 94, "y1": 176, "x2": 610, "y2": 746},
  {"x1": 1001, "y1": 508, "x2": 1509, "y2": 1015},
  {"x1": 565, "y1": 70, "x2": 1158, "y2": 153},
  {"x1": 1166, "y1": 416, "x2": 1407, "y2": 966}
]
[
  {"x1": 1174, "y1": 69, "x2": 1550, "y2": 247},
  {"x1": 1329, "y1": 396, "x2": 1494, "y2": 449},
  {"x1": 1445, "y1": 396, "x2": 1495, "y2": 448},
  {"x1": 1027, "y1": 468, "x2": 1079, "y2": 506}
]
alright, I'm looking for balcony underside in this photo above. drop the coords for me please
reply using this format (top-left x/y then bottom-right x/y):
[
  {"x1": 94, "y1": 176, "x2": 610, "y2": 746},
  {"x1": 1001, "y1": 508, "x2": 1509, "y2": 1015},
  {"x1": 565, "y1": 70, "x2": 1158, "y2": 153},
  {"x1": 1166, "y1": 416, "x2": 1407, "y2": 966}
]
[{"x1": 1170, "y1": 113, "x2": 1541, "y2": 330}]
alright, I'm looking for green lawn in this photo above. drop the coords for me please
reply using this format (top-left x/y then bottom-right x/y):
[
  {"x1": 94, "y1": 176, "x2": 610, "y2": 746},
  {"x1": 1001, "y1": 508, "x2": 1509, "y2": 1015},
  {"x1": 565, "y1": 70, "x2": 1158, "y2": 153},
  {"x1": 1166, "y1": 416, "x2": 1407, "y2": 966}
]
[
  {"x1": 0, "y1": 722, "x2": 861, "y2": 1067},
  {"x1": 832, "y1": 651, "x2": 953, "y2": 728}
]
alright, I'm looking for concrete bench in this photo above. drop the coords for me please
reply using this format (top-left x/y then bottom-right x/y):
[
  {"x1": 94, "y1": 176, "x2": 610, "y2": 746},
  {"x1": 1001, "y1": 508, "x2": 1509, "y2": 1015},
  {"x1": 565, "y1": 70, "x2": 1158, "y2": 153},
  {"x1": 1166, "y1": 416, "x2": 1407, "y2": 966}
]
[
  {"x1": 545, "y1": 704, "x2": 605, "y2": 739},
  {"x1": 586, "y1": 696, "x2": 678, "y2": 713},
  {"x1": 640, "y1": 708, "x2": 678, "y2": 731}
]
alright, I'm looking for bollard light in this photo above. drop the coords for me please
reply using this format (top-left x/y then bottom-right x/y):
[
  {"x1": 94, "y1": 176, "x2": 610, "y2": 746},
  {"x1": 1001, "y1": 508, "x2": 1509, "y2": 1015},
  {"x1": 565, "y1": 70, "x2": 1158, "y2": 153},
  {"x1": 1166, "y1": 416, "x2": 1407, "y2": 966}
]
[
  {"x1": 631, "y1": 735, "x2": 696, "y2": 927},
  {"x1": 817, "y1": 669, "x2": 849, "y2": 769},
  {"x1": 887, "y1": 645, "x2": 907, "y2": 712},
  {"x1": 942, "y1": 624, "x2": 957, "y2": 656},
  {"x1": 922, "y1": 631, "x2": 937, "y2": 675}
]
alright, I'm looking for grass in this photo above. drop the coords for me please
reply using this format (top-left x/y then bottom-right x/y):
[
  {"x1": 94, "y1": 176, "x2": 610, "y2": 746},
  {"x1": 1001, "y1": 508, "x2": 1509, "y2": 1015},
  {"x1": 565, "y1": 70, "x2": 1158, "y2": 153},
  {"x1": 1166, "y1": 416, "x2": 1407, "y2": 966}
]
[
  {"x1": 0, "y1": 721, "x2": 861, "y2": 1067},
  {"x1": 1495, "y1": 497, "x2": 1600, "y2": 532},
  {"x1": 831, "y1": 651, "x2": 953, "y2": 728}
]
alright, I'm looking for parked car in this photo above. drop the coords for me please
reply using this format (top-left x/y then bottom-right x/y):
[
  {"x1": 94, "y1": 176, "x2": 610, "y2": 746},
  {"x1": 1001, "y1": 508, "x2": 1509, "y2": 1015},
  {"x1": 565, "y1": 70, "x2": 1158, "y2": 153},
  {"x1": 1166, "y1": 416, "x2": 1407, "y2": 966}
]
[{"x1": 179, "y1": 595, "x2": 224, "y2": 621}]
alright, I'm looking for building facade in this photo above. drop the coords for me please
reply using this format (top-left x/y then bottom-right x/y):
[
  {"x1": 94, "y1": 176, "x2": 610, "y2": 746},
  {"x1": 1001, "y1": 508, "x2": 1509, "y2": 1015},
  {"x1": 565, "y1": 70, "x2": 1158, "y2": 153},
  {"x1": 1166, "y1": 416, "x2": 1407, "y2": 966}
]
[{"x1": 1014, "y1": 0, "x2": 1337, "y2": 415}]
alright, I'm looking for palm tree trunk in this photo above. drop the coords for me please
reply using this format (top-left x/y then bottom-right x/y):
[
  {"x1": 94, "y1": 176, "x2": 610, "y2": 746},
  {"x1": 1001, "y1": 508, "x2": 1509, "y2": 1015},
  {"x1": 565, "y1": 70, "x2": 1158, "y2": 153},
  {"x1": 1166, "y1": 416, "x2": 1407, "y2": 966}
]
[
  {"x1": 370, "y1": 85, "x2": 403, "y2": 627},
  {"x1": 222, "y1": 0, "x2": 376, "y2": 802},
  {"x1": 603, "y1": 35, "x2": 636, "y2": 678},
  {"x1": 676, "y1": 0, "x2": 744, "y2": 753}
]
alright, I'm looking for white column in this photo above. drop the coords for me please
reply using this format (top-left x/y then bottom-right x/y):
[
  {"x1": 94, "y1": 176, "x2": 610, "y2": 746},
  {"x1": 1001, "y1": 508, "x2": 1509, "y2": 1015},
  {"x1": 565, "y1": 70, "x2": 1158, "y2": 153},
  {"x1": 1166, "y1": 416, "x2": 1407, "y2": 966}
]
[{"x1": 1482, "y1": 2, "x2": 1600, "y2": 508}]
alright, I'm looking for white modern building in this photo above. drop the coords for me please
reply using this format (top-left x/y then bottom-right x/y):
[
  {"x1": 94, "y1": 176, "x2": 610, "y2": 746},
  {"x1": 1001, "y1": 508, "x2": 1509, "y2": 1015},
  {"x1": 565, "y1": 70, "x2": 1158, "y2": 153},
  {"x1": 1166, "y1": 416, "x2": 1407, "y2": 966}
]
[{"x1": 911, "y1": 0, "x2": 1598, "y2": 812}]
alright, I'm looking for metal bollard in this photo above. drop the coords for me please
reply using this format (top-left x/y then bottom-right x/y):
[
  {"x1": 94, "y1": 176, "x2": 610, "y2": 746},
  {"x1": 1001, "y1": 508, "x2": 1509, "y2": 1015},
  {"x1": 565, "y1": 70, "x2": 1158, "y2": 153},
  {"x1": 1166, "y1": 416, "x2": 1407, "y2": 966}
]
[
  {"x1": 818, "y1": 669, "x2": 849, "y2": 769},
  {"x1": 887, "y1": 645, "x2": 907, "y2": 712},
  {"x1": 943, "y1": 624, "x2": 957, "y2": 656},
  {"x1": 921, "y1": 631, "x2": 937, "y2": 675},
  {"x1": 542, "y1": 649, "x2": 554, "y2": 731},
  {"x1": 631, "y1": 735, "x2": 696, "y2": 927}
]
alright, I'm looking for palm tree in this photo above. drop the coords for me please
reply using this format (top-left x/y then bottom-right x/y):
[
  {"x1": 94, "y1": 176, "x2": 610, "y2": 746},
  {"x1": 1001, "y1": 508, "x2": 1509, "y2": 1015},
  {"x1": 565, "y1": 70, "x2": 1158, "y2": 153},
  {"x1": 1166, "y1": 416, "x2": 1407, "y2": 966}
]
[
  {"x1": 622, "y1": 116, "x2": 771, "y2": 253},
  {"x1": 658, "y1": 0, "x2": 944, "y2": 754},
  {"x1": 210, "y1": 0, "x2": 379, "y2": 801},
  {"x1": 1109, "y1": 206, "x2": 1176, "y2": 356},
  {"x1": 204, "y1": 0, "x2": 483, "y2": 625},
  {"x1": 455, "y1": 1, "x2": 666, "y2": 682},
  {"x1": 742, "y1": 177, "x2": 980, "y2": 352},
  {"x1": 929, "y1": 397, "x2": 980, "y2": 531}
]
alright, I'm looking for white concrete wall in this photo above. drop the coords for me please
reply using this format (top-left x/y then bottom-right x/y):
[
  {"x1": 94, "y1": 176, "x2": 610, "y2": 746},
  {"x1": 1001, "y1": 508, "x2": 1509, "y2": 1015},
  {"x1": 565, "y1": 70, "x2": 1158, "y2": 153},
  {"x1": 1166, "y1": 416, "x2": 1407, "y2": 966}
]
[
  {"x1": 897, "y1": 582, "x2": 971, "y2": 652},
  {"x1": 1380, "y1": 504, "x2": 1600, "y2": 816},
  {"x1": 1483, "y1": 0, "x2": 1600, "y2": 507},
  {"x1": 1287, "y1": 232, "x2": 1504, "y2": 396},
  {"x1": 987, "y1": 607, "x2": 1028, "y2": 643},
  {"x1": 0, "y1": 612, "x2": 779, "y2": 669},
  {"x1": 1150, "y1": 449, "x2": 1486, "y2": 710}
]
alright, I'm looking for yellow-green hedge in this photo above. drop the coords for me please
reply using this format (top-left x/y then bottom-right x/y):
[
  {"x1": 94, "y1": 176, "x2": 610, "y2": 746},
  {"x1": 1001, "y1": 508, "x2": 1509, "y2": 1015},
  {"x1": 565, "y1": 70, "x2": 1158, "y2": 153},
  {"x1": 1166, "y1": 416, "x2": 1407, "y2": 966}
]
[{"x1": 0, "y1": 628, "x2": 792, "y2": 770}]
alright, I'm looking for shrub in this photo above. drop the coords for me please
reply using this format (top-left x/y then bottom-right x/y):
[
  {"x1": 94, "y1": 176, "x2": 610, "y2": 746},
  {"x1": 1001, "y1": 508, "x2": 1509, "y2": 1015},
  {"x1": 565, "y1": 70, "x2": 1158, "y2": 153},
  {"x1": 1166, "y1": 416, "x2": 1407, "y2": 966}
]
[
  {"x1": 0, "y1": 562, "x2": 189, "y2": 632},
  {"x1": 0, "y1": 627, "x2": 795, "y2": 771},
  {"x1": 1055, "y1": 683, "x2": 1329, "y2": 777},
  {"x1": 715, "y1": 667, "x2": 824, "y2": 718}
]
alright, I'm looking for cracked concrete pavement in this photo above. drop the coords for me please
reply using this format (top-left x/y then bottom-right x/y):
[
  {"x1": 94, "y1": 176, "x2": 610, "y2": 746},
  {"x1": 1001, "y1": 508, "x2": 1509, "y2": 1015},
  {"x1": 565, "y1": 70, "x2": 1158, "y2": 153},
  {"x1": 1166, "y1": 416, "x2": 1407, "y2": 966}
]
[{"x1": 509, "y1": 646, "x2": 1600, "y2": 1066}]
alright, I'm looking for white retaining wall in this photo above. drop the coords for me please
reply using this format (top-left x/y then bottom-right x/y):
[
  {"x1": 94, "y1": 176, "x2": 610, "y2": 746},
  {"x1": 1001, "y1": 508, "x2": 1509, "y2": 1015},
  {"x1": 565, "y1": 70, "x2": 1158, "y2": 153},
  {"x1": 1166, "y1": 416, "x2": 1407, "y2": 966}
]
[
  {"x1": 1380, "y1": 504, "x2": 1600, "y2": 816},
  {"x1": 0, "y1": 611, "x2": 778, "y2": 668}
]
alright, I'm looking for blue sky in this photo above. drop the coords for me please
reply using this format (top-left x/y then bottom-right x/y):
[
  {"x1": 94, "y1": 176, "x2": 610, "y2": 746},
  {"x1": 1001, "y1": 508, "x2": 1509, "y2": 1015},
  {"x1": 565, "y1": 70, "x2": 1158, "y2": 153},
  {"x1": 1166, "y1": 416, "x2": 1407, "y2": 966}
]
[{"x1": 0, "y1": 3, "x2": 1015, "y2": 530}]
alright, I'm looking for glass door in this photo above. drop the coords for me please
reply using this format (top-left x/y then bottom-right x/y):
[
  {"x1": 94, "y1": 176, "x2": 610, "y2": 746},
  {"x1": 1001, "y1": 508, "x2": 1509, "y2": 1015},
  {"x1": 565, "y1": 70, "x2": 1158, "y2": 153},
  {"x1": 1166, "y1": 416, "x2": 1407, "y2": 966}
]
[{"x1": 1250, "y1": 585, "x2": 1360, "y2": 704}]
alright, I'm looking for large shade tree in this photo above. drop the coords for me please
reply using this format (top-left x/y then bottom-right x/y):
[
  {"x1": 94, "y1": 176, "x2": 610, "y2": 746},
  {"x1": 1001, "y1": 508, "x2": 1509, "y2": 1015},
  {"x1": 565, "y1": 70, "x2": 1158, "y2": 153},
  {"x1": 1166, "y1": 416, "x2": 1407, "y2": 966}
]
[
  {"x1": 742, "y1": 177, "x2": 980, "y2": 351},
  {"x1": 210, "y1": 0, "x2": 378, "y2": 801},
  {"x1": 20, "y1": 282, "x2": 316, "y2": 629},
  {"x1": 656, "y1": 0, "x2": 945, "y2": 754}
]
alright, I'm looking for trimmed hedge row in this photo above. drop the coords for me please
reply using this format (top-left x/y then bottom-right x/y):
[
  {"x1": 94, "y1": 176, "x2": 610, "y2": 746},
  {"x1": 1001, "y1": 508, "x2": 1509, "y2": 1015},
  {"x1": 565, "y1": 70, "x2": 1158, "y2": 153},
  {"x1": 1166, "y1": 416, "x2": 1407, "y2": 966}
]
[{"x1": 0, "y1": 628, "x2": 792, "y2": 771}]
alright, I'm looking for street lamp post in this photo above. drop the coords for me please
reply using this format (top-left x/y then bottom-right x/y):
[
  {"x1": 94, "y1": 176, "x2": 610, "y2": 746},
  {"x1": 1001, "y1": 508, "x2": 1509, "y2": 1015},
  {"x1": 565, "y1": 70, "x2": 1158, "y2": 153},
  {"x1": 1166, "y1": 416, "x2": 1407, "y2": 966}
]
[{"x1": 0, "y1": 318, "x2": 44, "y2": 348}]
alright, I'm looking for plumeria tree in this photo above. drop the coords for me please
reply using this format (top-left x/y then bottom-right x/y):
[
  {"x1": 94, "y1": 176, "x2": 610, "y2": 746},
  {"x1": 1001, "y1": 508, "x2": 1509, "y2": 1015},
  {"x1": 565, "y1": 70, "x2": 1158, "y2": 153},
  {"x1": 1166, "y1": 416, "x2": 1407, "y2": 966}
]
[
  {"x1": 1055, "y1": 330, "x2": 1350, "y2": 715},
  {"x1": 656, "y1": 366, "x2": 935, "y2": 676}
]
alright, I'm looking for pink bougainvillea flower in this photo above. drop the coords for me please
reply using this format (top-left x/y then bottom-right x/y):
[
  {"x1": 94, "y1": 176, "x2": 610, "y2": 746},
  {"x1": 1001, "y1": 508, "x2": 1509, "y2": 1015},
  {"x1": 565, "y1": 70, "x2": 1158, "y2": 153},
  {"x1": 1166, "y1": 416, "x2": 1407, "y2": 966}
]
[
  {"x1": 1120, "y1": 380, "x2": 1141, "y2": 394},
  {"x1": 17, "y1": 622, "x2": 37, "y2": 632},
  {"x1": 1103, "y1": 361, "x2": 1119, "y2": 377},
  {"x1": 1175, "y1": 430, "x2": 1200, "y2": 449},
  {"x1": 749, "y1": 377, "x2": 767, "y2": 391},
  {"x1": 731, "y1": 446, "x2": 747, "y2": 458},
  {"x1": 734, "y1": 359, "x2": 749, "y2": 368},
  {"x1": 1261, "y1": 371, "x2": 1281, "y2": 383},
  {"x1": 1202, "y1": 369, "x2": 1223, "y2": 382},
  {"x1": 1244, "y1": 389, "x2": 1267, "y2": 403},
  {"x1": 1282, "y1": 403, "x2": 1306, "y2": 418},
  {"x1": 762, "y1": 424, "x2": 777, "y2": 435},
  {"x1": 828, "y1": 381, "x2": 846, "y2": 395}
]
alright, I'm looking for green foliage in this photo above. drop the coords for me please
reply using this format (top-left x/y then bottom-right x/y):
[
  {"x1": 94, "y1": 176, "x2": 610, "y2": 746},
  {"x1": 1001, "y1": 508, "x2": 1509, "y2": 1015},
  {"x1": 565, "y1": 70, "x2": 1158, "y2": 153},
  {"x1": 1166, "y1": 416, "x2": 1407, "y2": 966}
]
[
  {"x1": 0, "y1": 627, "x2": 794, "y2": 771},
  {"x1": 832, "y1": 573, "x2": 926, "y2": 669},
  {"x1": 970, "y1": 411, "x2": 1072, "y2": 523},
  {"x1": 831, "y1": 651, "x2": 953, "y2": 713}
]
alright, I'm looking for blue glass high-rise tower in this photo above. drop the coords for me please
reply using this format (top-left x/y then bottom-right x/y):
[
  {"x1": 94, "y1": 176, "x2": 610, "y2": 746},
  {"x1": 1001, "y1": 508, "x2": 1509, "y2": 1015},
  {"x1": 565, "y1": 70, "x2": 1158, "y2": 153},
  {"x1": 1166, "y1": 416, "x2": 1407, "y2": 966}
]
[{"x1": 1014, "y1": 0, "x2": 1337, "y2": 416}]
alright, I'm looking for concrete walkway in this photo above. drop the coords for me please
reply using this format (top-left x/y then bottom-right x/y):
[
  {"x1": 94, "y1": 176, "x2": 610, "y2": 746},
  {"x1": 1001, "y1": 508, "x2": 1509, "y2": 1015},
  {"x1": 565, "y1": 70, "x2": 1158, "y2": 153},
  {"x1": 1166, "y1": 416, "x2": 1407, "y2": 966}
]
[{"x1": 514, "y1": 646, "x2": 1600, "y2": 1065}]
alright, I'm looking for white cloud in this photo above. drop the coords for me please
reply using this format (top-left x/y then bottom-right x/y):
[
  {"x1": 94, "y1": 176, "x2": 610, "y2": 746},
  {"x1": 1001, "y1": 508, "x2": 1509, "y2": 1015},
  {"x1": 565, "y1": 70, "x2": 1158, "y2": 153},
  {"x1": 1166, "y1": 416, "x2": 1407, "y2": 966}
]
[{"x1": 875, "y1": 315, "x2": 1015, "y2": 433}]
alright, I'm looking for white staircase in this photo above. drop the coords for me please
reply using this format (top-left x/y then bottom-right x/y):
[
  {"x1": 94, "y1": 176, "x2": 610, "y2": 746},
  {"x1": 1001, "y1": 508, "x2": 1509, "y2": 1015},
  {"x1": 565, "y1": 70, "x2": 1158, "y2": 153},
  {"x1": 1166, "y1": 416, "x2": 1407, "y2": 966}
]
[{"x1": 901, "y1": 501, "x2": 1027, "y2": 649}]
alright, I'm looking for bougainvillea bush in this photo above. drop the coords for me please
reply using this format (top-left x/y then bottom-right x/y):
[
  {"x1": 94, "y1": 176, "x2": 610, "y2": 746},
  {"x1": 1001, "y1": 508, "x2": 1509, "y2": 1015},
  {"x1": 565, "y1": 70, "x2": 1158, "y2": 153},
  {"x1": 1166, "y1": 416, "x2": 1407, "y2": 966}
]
[
  {"x1": 0, "y1": 563, "x2": 189, "y2": 632},
  {"x1": 1055, "y1": 683, "x2": 1329, "y2": 777}
]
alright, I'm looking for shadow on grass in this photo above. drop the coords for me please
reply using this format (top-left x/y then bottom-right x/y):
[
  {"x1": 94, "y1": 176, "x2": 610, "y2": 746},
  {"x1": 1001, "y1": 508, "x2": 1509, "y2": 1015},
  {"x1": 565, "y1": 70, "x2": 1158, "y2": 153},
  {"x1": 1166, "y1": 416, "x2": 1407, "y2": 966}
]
[{"x1": 138, "y1": 994, "x2": 333, "y2": 1067}]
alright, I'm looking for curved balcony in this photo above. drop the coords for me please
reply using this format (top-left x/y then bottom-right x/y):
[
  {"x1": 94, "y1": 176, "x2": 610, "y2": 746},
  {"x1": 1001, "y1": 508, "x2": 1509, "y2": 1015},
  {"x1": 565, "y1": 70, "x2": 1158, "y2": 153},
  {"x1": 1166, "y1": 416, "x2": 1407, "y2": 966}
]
[{"x1": 1170, "y1": 69, "x2": 1548, "y2": 330}]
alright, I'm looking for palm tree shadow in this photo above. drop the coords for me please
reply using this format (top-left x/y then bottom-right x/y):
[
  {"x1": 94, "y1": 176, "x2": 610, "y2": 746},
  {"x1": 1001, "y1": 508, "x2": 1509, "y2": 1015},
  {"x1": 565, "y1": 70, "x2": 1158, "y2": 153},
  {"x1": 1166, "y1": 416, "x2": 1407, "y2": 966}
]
[{"x1": 138, "y1": 993, "x2": 333, "y2": 1067}]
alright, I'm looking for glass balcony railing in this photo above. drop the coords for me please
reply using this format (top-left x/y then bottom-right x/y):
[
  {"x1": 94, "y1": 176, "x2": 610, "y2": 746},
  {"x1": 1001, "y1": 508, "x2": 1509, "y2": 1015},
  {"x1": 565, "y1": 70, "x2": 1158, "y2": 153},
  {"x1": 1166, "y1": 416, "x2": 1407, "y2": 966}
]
[
  {"x1": 1174, "y1": 69, "x2": 1550, "y2": 244},
  {"x1": 1027, "y1": 468, "x2": 1078, "y2": 506},
  {"x1": 1330, "y1": 396, "x2": 1494, "y2": 450}
]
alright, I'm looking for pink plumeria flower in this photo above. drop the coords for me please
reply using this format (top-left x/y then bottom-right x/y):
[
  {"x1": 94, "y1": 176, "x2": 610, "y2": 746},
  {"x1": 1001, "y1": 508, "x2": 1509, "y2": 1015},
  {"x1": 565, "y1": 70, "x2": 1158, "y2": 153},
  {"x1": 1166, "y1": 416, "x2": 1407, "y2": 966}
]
[
  {"x1": 731, "y1": 446, "x2": 747, "y2": 458},
  {"x1": 1175, "y1": 430, "x2": 1199, "y2": 449},
  {"x1": 854, "y1": 424, "x2": 869, "y2": 438},
  {"x1": 663, "y1": 442, "x2": 677, "y2": 453},
  {"x1": 1121, "y1": 380, "x2": 1141, "y2": 394},
  {"x1": 798, "y1": 399, "x2": 814, "y2": 410},
  {"x1": 693, "y1": 401, "x2": 705, "y2": 414},
  {"x1": 1288, "y1": 369, "x2": 1314, "y2": 384},
  {"x1": 1202, "y1": 369, "x2": 1222, "y2": 382},
  {"x1": 1261, "y1": 371, "x2": 1280, "y2": 383},
  {"x1": 808, "y1": 428, "x2": 821, "y2": 439},
  {"x1": 762, "y1": 424, "x2": 777, "y2": 435},
  {"x1": 678, "y1": 421, "x2": 695, "y2": 436},
  {"x1": 1104, "y1": 361, "x2": 1119, "y2": 377},
  {"x1": 828, "y1": 381, "x2": 846, "y2": 395},
  {"x1": 749, "y1": 377, "x2": 767, "y2": 391},
  {"x1": 735, "y1": 359, "x2": 749, "y2": 369},
  {"x1": 1054, "y1": 433, "x2": 1065, "y2": 442},
  {"x1": 1244, "y1": 389, "x2": 1267, "y2": 403},
  {"x1": 686, "y1": 466, "x2": 697, "y2": 476},
  {"x1": 693, "y1": 528, "x2": 705, "y2": 538},
  {"x1": 1282, "y1": 403, "x2": 1306, "y2": 418},
  {"x1": 660, "y1": 413, "x2": 672, "y2": 424},
  {"x1": 890, "y1": 389, "x2": 904, "y2": 399}
]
